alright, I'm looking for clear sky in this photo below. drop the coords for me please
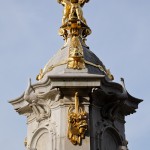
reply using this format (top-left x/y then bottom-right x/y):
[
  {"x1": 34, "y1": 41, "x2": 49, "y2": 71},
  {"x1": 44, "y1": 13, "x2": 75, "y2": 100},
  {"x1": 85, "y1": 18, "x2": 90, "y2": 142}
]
[{"x1": 0, "y1": 0, "x2": 149, "y2": 149}]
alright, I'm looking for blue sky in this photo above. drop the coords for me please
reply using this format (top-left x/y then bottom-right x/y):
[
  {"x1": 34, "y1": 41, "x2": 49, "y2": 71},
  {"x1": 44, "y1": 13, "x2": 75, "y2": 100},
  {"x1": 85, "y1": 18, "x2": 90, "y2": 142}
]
[{"x1": 0, "y1": 0, "x2": 150, "y2": 149}]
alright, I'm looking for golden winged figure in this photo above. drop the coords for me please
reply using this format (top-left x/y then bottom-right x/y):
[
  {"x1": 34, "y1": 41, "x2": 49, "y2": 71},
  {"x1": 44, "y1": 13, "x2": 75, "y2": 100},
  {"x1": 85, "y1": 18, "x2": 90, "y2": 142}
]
[{"x1": 57, "y1": 0, "x2": 89, "y2": 25}]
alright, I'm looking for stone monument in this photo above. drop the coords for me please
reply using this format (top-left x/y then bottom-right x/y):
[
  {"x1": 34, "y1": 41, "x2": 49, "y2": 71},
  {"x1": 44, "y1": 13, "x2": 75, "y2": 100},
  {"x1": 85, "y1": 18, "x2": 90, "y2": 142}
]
[{"x1": 9, "y1": 1, "x2": 142, "y2": 150}]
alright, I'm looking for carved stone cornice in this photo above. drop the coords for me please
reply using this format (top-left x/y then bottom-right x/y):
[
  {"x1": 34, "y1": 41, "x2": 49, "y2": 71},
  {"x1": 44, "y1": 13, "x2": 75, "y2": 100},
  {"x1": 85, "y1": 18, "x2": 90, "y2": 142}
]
[
  {"x1": 91, "y1": 78, "x2": 143, "y2": 118},
  {"x1": 9, "y1": 79, "x2": 61, "y2": 122}
]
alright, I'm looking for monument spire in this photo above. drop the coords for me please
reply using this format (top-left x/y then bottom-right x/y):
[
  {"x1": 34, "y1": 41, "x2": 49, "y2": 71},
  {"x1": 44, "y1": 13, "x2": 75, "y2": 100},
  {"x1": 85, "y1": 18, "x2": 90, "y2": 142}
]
[{"x1": 9, "y1": 1, "x2": 142, "y2": 150}]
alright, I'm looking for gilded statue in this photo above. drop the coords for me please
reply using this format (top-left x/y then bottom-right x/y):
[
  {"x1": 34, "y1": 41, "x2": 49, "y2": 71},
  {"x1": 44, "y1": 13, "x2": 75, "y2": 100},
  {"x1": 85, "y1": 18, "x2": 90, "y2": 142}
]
[{"x1": 57, "y1": 0, "x2": 89, "y2": 25}]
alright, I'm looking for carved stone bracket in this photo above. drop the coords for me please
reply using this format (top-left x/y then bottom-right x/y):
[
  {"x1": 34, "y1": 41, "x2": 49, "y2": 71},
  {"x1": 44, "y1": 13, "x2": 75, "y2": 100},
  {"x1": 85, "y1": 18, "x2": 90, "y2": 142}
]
[
  {"x1": 91, "y1": 78, "x2": 142, "y2": 119},
  {"x1": 90, "y1": 78, "x2": 140, "y2": 150},
  {"x1": 23, "y1": 79, "x2": 61, "y2": 122}
]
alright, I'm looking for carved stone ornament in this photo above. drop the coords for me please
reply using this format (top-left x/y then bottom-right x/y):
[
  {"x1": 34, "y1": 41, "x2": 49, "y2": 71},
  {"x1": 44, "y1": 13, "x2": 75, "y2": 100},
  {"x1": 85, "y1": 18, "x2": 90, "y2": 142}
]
[
  {"x1": 24, "y1": 79, "x2": 61, "y2": 122},
  {"x1": 68, "y1": 92, "x2": 88, "y2": 145}
]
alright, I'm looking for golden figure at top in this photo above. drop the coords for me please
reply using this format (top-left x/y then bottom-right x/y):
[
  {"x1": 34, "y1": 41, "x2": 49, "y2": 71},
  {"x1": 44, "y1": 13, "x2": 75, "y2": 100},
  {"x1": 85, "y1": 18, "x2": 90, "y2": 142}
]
[
  {"x1": 57, "y1": 0, "x2": 71, "y2": 25},
  {"x1": 57, "y1": 0, "x2": 89, "y2": 25}
]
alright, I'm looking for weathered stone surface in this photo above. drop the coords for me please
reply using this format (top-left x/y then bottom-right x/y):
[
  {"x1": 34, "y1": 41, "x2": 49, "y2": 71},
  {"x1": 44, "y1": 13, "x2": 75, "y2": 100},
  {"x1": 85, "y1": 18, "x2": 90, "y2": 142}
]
[
  {"x1": 9, "y1": 73, "x2": 142, "y2": 150},
  {"x1": 9, "y1": 1, "x2": 142, "y2": 149}
]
